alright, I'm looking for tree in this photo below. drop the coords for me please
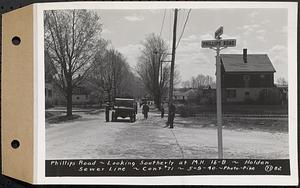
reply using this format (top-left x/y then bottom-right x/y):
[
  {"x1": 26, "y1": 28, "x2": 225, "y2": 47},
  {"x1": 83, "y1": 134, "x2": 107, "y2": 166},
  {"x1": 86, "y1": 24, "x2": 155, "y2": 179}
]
[
  {"x1": 182, "y1": 80, "x2": 191, "y2": 89},
  {"x1": 136, "y1": 33, "x2": 172, "y2": 109},
  {"x1": 44, "y1": 50, "x2": 57, "y2": 83},
  {"x1": 276, "y1": 77, "x2": 288, "y2": 86},
  {"x1": 87, "y1": 47, "x2": 140, "y2": 103},
  {"x1": 44, "y1": 10, "x2": 103, "y2": 117},
  {"x1": 182, "y1": 74, "x2": 215, "y2": 89}
]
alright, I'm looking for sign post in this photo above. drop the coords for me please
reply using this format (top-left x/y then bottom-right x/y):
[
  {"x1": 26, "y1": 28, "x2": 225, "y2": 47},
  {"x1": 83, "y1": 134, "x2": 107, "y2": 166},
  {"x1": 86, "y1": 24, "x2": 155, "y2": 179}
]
[{"x1": 201, "y1": 27, "x2": 236, "y2": 159}]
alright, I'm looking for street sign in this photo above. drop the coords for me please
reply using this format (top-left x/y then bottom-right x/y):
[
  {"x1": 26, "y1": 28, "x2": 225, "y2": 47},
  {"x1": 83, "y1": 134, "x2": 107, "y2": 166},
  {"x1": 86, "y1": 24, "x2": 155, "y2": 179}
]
[
  {"x1": 221, "y1": 39, "x2": 236, "y2": 47},
  {"x1": 201, "y1": 27, "x2": 237, "y2": 159},
  {"x1": 215, "y1": 26, "x2": 223, "y2": 39},
  {"x1": 201, "y1": 39, "x2": 236, "y2": 48}
]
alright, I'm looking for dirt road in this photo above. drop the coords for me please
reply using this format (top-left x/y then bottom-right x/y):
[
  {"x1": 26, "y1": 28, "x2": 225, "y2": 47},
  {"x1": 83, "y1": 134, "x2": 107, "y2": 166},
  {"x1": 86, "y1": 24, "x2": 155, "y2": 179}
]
[{"x1": 46, "y1": 111, "x2": 289, "y2": 159}]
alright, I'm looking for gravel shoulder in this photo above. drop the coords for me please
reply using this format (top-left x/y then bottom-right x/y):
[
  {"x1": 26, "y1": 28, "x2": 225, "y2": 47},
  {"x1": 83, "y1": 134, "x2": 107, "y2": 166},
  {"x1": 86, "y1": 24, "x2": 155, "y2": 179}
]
[{"x1": 46, "y1": 111, "x2": 289, "y2": 159}]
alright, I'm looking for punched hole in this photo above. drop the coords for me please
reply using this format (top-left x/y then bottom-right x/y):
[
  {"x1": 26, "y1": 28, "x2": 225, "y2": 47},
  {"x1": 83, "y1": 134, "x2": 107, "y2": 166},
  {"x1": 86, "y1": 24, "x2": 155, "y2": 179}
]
[
  {"x1": 12, "y1": 36, "x2": 21, "y2": 45},
  {"x1": 11, "y1": 140, "x2": 20, "y2": 149}
]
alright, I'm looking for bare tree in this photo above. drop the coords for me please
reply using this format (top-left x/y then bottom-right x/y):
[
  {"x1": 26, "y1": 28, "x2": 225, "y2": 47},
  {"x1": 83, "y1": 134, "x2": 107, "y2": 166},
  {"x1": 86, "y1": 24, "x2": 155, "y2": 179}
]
[
  {"x1": 44, "y1": 10, "x2": 103, "y2": 117},
  {"x1": 182, "y1": 80, "x2": 191, "y2": 89},
  {"x1": 136, "y1": 33, "x2": 172, "y2": 108},
  {"x1": 276, "y1": 77, "x2": 288, "y2": 86},
  {"x1": 87, "y1": 48, "x2": 139, "y2": 102},
  {"x1": 184, "y1": 74, "x2": 215, "y2": 89}
]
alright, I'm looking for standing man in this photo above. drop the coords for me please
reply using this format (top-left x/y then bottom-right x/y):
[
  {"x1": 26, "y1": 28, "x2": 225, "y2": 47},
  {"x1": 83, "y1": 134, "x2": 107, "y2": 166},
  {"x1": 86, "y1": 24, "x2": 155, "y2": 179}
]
[
  {"x1": 105, "y1": 102, "x2": 110, "y2": 122},
  {"x1": 168, "y1": 103, "x2": 176, "y2": 128},
  {"x1": 161, "y1": 103, "x2": 165, "y2": 118},
  {"x1": 142, "y1": 103, "x2": 149, "y2": 119}
]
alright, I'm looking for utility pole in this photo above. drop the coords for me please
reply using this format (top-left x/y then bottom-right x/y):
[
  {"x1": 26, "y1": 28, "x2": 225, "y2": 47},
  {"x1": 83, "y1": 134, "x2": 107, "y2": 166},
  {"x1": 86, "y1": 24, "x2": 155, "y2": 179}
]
[
  {"x1": 160, "y1": 56, "x2": 163, "y2": 85},
  {"x1": 112, "y1": 50, "x2": 116, "y2": 102},
  {"x1": 168, "y1": 8, "x2": 178, "y2": 124}
]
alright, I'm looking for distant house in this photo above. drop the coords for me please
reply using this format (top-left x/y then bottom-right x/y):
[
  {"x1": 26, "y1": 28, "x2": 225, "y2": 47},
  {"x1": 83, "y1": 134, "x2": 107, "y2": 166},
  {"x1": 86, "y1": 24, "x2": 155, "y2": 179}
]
[
  {"x1": 220, "y1": 49, "x2": 277, "y2": 103},
  {"x1": 173, "y1": 88, "x2": 189, "y2": 102},
  {"x1": 45, "y1": 81, "x2": 93, "y2": 106},
  {"x1": 45, "y1": 82, "x2": 53, "y2": 106},
  {"x1": 72, "y1": 86, "x2": 90, "y2": 104},
  {"x1": 173, "y1": 88, "x2": 198, "y2": 102}
]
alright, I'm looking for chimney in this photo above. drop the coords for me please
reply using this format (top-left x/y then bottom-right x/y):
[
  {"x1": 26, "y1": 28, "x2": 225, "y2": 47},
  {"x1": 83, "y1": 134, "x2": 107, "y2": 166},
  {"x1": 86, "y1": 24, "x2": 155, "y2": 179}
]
[{"x1": 243, "y1": 48, "x2": 247, "y2": 63}]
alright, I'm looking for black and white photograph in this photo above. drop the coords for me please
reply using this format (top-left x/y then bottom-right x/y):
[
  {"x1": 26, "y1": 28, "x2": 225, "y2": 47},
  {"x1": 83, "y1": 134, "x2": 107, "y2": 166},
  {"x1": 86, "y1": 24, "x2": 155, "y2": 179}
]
[{"x1": 42, "y1": 2, "x2": 297, "y2": 182}]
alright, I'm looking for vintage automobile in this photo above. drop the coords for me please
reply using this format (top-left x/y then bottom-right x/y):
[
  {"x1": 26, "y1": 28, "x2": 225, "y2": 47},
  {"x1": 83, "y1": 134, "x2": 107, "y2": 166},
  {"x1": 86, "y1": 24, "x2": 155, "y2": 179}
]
[{"x1": 111, "y1": 98, "x2": 137, "y2": 122}]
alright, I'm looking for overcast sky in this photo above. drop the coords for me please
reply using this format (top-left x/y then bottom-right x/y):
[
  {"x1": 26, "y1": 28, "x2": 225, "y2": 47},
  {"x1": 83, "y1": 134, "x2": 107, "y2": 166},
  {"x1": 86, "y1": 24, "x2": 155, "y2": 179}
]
[{"x1": 96, "y1": 8, "x2": 287, "y2": 83}]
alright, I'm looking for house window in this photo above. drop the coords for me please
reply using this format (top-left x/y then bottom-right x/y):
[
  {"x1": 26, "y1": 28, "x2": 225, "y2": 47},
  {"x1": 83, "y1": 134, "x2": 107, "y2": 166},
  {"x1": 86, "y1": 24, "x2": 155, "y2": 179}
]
[
  {"x1": 245, "y1": 91, "x2": 250, "y2": 96},
  {"x1": 227, "y1": 89, "x2": 236, "y2": 98},
  {"x1": 76, "y1": 96, "x2": 80, "y2": 100},
  {"x1": 243, "y1": 75, "x2": 250, "y2": 80},
  {"x1": 243, "y1": 75, "x2": 250, "y2": 87},
  {"x1": 260, "y1": 74, "x2": 266, "y2": 87}
]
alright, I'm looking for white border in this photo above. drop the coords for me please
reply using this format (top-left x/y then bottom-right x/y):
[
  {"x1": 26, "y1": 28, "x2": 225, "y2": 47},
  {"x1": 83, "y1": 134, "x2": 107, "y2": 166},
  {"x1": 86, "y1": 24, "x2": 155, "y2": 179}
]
[{"x1": 34, "y1": 1, "x2": 298, "y2": 185}]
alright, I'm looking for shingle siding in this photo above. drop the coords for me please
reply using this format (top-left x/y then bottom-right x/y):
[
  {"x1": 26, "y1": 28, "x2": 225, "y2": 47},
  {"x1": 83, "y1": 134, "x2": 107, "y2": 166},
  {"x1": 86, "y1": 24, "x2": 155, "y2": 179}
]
[{"x1": 222, "y1": 73, "x2": 274, "y2": 88}]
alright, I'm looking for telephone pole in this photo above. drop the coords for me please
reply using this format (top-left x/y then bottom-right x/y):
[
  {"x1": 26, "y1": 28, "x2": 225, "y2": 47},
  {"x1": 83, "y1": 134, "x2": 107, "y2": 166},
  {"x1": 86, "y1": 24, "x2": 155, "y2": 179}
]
[{"x1": 168, "y1": 8, "x2": 178, "y2": 124}]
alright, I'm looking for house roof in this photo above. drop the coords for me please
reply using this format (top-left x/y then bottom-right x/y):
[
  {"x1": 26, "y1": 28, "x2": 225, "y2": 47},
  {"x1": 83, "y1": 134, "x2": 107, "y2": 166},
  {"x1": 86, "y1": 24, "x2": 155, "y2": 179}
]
[
  {"x1": 220, "y1": 54, "x2": 276, "y2": 73},
  {"x1": 174, "y1": 88, "x2": 198, "y2": 96}
]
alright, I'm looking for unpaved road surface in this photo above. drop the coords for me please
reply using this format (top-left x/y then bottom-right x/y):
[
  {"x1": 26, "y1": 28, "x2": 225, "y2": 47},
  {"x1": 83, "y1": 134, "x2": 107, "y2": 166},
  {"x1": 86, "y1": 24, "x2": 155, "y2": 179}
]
[{"x1": 46, "y1": 111, "x2": 288, "y2": 159}]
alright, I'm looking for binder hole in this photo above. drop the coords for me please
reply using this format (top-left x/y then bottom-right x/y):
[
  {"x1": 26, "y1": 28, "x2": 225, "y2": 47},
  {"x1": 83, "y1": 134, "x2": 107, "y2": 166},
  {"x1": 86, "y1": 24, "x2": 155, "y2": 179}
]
[
  {"x1": 12, "y1": 36, "x2": 21, "y2": 45},
  {"x1": 11, "y1": 140, "x2": 20, "y2": 149}
]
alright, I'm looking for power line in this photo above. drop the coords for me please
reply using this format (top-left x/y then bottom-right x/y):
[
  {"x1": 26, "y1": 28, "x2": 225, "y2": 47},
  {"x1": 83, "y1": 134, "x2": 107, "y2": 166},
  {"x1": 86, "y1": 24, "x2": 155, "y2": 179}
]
[
  {"x1": 159, "y1": 9, "x2": 166, "y2": 37},
  {"x1": 176, "y1": 9, "x2": 191, "y2": 49},
  {"x1": 169, "y1": 9, "x2": 172, "y2": 49},
  {"x1": 176, "y1": 9, "x2": 184, "y2": 40}
]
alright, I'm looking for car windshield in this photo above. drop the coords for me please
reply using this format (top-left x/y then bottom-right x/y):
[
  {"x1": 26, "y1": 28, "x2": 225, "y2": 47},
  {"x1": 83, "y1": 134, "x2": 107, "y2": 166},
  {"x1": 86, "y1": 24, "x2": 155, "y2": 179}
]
[{"x1": 115, "y1": 99, "x2": 133, "y2": 107}]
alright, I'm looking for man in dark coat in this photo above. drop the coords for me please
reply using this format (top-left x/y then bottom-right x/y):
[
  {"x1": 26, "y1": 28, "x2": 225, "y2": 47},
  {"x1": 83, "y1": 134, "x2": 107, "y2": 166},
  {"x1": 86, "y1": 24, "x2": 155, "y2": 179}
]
[
  {"x1": 142, "y1": 103, "x2": 149, "y2": 119},
  {"x1": 161, "y1": 103, "x2": 165, "y2": 118},
  {"x1": 105, "y1": 102, "x2": 110, "y2": 122},
  {"x1": 168, "y1": 103, "x2": 176, "y2": 128}
]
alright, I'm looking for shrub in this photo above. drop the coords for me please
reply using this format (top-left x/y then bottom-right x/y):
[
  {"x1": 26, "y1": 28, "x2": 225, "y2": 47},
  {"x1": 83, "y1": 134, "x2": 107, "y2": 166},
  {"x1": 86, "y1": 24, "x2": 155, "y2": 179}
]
[
  {"x1": 257, "y1": 89, "x2": 281, "y2": 105},
  {"x1": 177, "y1": 105, "x2": 196, "y2": 117}
]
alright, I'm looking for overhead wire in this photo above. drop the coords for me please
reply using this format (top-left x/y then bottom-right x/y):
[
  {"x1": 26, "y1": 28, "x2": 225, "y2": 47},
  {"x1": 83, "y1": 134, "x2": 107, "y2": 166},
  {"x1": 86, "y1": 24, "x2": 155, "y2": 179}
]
[
  {"x1": 176, "y1": 9, "x2": 192, "y2": 49},
  {"x1": 169, "y1": 9, "x2": 172, "y2": 50},
  {"x1": 159, "y1": 9, "x2": 167, "y2": 37}
]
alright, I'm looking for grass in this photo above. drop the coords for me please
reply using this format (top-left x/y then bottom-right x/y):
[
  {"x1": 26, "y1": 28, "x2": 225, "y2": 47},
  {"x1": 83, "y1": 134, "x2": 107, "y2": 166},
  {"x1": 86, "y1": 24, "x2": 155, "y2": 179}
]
[
  {"x1": 176, "y1": 116, "x2": 288, "y2": 133},
  {"x1": 177, "y1": 104, "x2": 288, "y2": 117},
  {"x1": 223, "y1": 118, "x2": 288, "y2": 133},
  {"x1": 46, "y1": 112, "x2": 81, "y2": 124}
]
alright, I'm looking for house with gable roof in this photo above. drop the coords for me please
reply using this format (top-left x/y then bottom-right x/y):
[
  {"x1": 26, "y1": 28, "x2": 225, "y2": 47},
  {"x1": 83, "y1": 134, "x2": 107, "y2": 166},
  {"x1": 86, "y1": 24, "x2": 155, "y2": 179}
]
[{"x1": 220, "y1": 49, "x2": 277, "y2": 103}]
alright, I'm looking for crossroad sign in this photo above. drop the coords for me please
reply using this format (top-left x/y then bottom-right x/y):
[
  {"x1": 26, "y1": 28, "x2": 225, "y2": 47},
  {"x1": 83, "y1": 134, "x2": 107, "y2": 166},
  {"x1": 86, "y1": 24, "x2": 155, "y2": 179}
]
[
  {"x1": 201, "y1": 26, "x2": 237, "y2": 159},
  {"x1": 215, "y1": 26, "x2": 223, "y2": 39},
  {"x1": 201, "y1": 39, "x2": 236, "y2": 48}
]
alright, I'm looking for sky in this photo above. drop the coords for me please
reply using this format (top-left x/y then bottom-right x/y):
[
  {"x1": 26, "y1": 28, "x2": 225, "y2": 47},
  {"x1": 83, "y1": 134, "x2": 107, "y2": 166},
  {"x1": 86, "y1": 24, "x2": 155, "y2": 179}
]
[{"x1": 95, "y1": 8, "x2": 288, "y2": 83}]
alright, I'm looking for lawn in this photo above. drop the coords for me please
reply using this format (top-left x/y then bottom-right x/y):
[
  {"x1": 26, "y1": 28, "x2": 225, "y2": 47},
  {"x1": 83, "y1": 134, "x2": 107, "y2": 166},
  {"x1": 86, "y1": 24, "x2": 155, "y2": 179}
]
[{"x1": 177, "y1": 104, "x2": 288, "y2": 117}]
